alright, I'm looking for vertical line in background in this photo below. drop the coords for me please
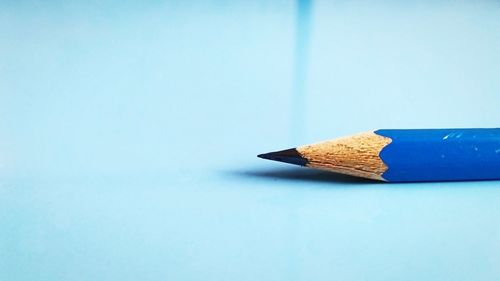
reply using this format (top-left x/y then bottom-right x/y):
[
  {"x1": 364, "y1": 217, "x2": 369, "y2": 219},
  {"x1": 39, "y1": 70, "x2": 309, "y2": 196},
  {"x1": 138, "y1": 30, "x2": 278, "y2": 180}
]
[
  {"x1": 285, "y1": 3, "x2": 313, "y2": 280},
  {"x1": 291, "y1": 0, "x2": 312, "y2": 145}
]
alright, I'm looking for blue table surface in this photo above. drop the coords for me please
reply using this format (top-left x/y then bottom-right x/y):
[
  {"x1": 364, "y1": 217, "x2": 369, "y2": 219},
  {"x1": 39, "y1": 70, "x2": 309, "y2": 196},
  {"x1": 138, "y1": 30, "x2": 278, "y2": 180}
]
[{"x1": 1, "y1": 1, "x2": 499, "y2": 280}]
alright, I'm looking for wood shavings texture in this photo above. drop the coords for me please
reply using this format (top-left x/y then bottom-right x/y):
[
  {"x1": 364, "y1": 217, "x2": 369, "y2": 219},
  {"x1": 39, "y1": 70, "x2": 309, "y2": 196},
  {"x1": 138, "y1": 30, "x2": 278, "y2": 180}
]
[{"x1": 297, "y1": 132, "x2": 392, "y2": 181}]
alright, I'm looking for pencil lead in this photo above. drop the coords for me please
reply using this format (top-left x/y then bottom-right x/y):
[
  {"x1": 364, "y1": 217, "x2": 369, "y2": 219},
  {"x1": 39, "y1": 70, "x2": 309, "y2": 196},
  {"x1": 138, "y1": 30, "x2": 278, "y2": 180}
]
[{"x1": 257, "y1": 148, "x2": 308, "y2": 166}]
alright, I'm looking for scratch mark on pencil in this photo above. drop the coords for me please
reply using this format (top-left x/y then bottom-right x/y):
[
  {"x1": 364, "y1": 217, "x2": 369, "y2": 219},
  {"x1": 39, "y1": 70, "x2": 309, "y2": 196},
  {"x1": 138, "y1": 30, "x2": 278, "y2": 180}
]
[{"x1": 442, "y1": 132, "x2": 463, "y2": 140}]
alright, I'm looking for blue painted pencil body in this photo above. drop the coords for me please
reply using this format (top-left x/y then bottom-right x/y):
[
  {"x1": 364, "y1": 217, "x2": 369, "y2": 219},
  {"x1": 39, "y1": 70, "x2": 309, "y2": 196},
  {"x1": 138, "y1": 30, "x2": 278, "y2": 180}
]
[{"x1": 376, "y1": 129, "x2": 500, "y2": 182}]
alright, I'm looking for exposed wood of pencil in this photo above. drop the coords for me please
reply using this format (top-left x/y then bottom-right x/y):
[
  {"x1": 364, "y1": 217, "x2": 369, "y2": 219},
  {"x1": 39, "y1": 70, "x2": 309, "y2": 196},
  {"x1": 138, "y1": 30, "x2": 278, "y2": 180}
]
[{"x1": 297, "y1": 132, "x2": 392, "y2": 180}]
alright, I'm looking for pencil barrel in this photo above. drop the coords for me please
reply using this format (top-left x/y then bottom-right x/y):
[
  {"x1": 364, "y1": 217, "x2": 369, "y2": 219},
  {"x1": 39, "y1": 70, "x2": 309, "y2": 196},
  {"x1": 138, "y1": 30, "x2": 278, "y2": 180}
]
[{"x1": 375, "y1": 129, "x2": 500, "y2": 182}]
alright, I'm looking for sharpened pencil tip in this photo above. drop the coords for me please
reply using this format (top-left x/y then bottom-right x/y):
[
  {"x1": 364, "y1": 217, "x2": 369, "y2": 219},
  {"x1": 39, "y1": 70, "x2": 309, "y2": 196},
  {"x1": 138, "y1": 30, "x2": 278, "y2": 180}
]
[{"x1": 257, "y1": 148, "x2": 308, "y2": 166}]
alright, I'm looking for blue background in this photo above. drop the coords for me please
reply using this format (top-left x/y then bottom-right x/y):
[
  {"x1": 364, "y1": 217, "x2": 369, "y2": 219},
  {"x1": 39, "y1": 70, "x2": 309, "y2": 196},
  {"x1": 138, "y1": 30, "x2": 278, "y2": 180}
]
[{"x1": 1, "y1": 1, "x2": 499, "y2": 280}]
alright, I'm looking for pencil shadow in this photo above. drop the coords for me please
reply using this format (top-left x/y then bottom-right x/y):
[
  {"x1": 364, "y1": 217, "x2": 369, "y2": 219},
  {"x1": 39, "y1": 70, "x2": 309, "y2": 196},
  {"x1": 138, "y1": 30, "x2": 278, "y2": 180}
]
[
  {"x1": 228, "y1": 167, "x2": 379, "y2": 185},
  {"x1": 227, "y1": 167, "x2": 500, "y2": 188}
]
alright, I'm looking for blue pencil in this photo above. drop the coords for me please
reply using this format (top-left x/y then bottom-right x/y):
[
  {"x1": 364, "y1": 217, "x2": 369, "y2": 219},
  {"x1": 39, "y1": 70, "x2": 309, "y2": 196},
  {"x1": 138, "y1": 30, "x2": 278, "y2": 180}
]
[{"x1": 258, "y1": 128, "x2": 500, "y2": 182}]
